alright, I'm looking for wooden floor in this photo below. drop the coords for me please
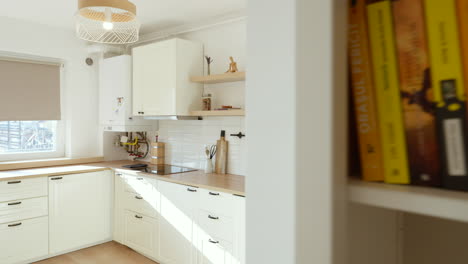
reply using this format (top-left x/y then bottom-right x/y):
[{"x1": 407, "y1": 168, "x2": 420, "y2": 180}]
[{"x1": 34, "y1": 241, "x2": 158, "y2": 264}]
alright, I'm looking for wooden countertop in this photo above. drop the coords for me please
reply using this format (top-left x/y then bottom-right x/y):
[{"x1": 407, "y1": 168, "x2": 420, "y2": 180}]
[{"x1": 0, "y1": 160, "x2": 245, "y2": 196}]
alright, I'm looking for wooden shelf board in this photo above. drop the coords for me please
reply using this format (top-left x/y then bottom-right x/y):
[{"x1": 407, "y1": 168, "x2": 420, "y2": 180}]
[
  {"x1": 348, "y1": 178, "x2": 468, "y2": 223},
  {"x1": 191, "y1": 110, "x2": 245, "y2": 116},
  {"x1": 190, "y1": 72, "x2": 246, "y2": 84}
]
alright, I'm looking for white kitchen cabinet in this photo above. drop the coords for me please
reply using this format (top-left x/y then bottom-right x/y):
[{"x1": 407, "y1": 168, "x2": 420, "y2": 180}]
[
  {"x1": 0, "y1": 216, "x2": 49, "y2": 264},
  {"x1": 196, "y1": 234, "x2": 234, "y2": 264},
  {"x1": 132, "y1": 38, "x2": 203, "y2": 117},
  {"x1": 158, "y1": 180, "x2": 198, "y2": 264},
  {"x1": 233, "y1": 196, "x2": 245, "y2": 264},
  {"x1": 124, "y1": 210, "x2": 159, "y2": 259},
  {"x1": 49, "y1": 171, "x2": 112, "y2": 254},
  {"x1": 99, "y1": 55, "x2": 152, "y2": 132},
  {"x1": 0, "y1": 177, "x2": 47, "y2": 203}
]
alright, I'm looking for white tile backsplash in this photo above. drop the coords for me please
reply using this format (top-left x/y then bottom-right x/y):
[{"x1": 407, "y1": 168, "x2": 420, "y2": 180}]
[{"x1": 159, "y1": 117, "x2": 246, "y2": 175}]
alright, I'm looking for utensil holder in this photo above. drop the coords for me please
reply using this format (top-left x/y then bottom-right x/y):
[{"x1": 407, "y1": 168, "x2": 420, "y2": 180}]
[{"x1": 205, "y1": 158, "x2": 214, "y2": 173}]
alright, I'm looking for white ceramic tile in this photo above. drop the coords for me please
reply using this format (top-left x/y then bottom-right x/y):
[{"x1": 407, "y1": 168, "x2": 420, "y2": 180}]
[{"x1": 158, "y1": 118, "x2": 246, "y2": 175}]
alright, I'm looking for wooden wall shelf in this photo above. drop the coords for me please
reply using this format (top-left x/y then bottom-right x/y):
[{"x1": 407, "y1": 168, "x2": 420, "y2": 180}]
[
  {"x1": 348, "y1": 178, "x2": 468, "y2": 223},
  {"x1": 191, "y1": 110, "x2": 245, "y2": 116},
  {"x1": 190, "y1": 72, "x2": 246, "y2": 84}
]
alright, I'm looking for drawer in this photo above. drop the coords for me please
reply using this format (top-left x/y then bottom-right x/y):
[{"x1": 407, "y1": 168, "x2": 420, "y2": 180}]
[
  {"x1": 198, "y1": 209, "x2": 234, "y2": 242},
  {"x1": 0, "y1": 216, "x2": 49, "y2": 264},
  {"x1": 121, "y1": 174, "x2": 155, "y2": 195},
  {"x1": 0, "y1": 196, "x2": 48, "y2": 224},
  {"x1": 124, "y1": 210, "x2": 158, "y2": 259},
  {"x1": 199, "y1": 188, "x2": 235, "y2": 217},
  {"x1": 0, "y1": 177, "x2": 47, "y2": 202},
  {"x1": 123, "y1": 190, "x2": 158, "y2": 218}
]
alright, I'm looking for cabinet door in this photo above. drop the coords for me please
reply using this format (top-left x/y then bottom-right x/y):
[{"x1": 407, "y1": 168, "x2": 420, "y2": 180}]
[
  {"x1": 0, "y1": 216, "x2": 48, "y2": 264},
  {"x1": 133, "y1": 40, "x2": 177, "y2": 116},
  {"x1": 100, "y1": 55, "x2": 132, "y2": 126},
  {"x1": 233, "y1": 196, "x2": 245, "y2": 264},
  {"x1": 124, "y1": 210, "x2": 158, "y2": 259},
  {"x1": 158, "y1": 180, "x2": 198, "y2": 264},
  {"x1": 49, "y1": 171, "x2": 112, "y2": 254},
  {"x1": 197, "y1": 234, "x2": 234, "y2": 264}
]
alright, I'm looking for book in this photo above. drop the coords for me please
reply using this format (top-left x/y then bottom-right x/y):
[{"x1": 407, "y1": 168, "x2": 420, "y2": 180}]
[
  {"x1": 392, "y1": 0, "x2": 441, "y2": 186},
  {"x1": 425, "y1": 0, "x2": 468, "y2": 190},
  {"x1": 348, "y1": 0, "x2": 385, "y2": 181},
  {"x1": 458, "y1": 0, "x2": 468, "y2": 117},
  {"x1": 367, "y1": 0, "x2": 410, "y2": 184}
]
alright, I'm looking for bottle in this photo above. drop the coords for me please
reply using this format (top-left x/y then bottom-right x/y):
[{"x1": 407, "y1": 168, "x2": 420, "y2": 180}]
[{"x1": 215, "y1": 130, "x2": 228, "y2": 174}]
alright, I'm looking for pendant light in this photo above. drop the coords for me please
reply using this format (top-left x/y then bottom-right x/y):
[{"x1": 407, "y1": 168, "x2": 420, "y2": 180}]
[{"x1": 75, "y1": 0, "x2": 140, "y2": 44}]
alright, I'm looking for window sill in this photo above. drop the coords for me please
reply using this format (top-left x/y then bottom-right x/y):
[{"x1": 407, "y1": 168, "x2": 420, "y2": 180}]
[{"x1": 0, "y1": 157, "x2": 104, "y2": 171}]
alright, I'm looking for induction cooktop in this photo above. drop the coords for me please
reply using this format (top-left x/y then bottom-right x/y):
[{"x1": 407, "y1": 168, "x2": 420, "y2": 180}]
[{"x1": 122, "y1": 164, "x2": 196, "y2": 175}]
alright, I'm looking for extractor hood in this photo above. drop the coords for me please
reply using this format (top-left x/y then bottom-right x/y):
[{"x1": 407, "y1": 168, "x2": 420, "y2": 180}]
[{"x1": 143, "y1": 116, "x2": 201, "y2": 121}]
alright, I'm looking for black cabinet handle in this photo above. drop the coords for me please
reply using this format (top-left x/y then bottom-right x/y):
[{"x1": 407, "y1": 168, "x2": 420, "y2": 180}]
[
  {"x1": 8, "y1": 222, "x2": 22, "y2": 227},
  {"x1": 209, "y1": 192, "x2": 220, "y2": 196},
  {"x1": 135, "y1": 195, "x2": 143, "y2": 200},
  {"x1": 135, "y1": 215, "x2": 143, "y2": 219},
  {"x1": 50, "y1": 177, "x2": 63, "y2": 181},
  {"x1": 209, "y1": 239, "x2": 219, "y2": 244},
  {"x1": 8, "y1": 201, "x2": 22, "y2": 206},
  {"x1": 187, "y1": 188, "x2": 197, "y2": 192},
  {"x1": 7, "y1": 180, "x2": 21, "y2": 184},
  {"x1": 137, "y1": 177, "x2": 144, "y2": 180},
  {"x1": 208, "y1": 215, "x2": 219, "y2": 220}
]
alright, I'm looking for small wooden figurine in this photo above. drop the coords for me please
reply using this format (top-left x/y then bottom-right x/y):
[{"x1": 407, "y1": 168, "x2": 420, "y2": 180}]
[
  {"x1": 225, "y1": 56, "x2": 239, "y2": 73},
  {"x1": 205, "y1": 56, "x2": 213, "y2": 75}
]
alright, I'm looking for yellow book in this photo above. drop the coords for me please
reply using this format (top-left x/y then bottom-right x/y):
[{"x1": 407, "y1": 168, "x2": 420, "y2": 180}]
[
  {"x1": 367, "y1": 0, "x2": 410, "y2": 184},
  {"x1": 426, "y1": 0, "x2": 468, "y2": 190},
  {"x1": 348, "y1": 0, "x2": 385, "y2": 182}
]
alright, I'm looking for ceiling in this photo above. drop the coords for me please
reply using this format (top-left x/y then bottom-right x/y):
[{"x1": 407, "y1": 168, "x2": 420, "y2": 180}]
[{"x1": 0, "y1": 0, "x2": 246, "y2": 34}]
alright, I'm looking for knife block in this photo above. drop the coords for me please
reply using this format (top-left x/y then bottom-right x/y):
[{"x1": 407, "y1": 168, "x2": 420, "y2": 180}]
[{"x1": 151, "y1": 142, "x2": 165, "y2": 165}]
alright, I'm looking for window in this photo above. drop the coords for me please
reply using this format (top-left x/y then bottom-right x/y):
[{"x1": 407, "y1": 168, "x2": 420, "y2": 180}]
[
  {"x1": 0, "y1": 55, "x2": 64, "y2": 162},
  {"x1": 0, "y1": 120, "x2": 64, "y2": 161},
  {"x1": 0, "y1": 121, "x2": 57, "y2": 153}
]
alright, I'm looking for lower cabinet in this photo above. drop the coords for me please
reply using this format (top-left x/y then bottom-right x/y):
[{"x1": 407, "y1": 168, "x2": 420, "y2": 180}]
[
  {"x1": 158, "y1": 180, "x2": 197, "y2": 264},
  {"x1": 49, "y1": 171, "x2": 112, "y2": 254},
  {"x1": 196, "y1": 234, "x2": 234, "y2": 264},
  {"x1": 0, "y1": 216, "x2": 49, "y2": 264},
  {"x1": 124, "y1": 210, "x2": 159, "y2": 259},
  {"x1": 114, "y1": 172, "x2": 245, "y2": 264}
]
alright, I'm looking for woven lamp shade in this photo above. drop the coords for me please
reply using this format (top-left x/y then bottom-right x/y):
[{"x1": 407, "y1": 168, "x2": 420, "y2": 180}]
[{"x1": 75, "y1": 0, "x2": 140, "y2": 44}]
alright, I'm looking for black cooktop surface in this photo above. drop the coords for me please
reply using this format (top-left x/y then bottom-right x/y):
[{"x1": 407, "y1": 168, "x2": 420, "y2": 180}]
[{"x1": 123, "y1": 164, "x2": 196, "y2": 175}]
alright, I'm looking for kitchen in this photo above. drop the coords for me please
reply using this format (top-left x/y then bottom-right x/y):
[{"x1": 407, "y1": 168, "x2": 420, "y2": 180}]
[{"x1": 0, "y1": 1, "x2": 346, "y2": 264}]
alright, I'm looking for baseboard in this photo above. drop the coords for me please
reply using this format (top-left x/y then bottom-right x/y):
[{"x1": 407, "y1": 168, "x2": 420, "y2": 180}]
[{"x1": 18, "y1": 238, "x2": 112, "y2": 264}]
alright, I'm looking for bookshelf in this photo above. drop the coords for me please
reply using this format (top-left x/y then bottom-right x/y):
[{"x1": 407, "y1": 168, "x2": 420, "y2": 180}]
[
  {"x1": 349, "y1": 178, "x2": 468, "y2": 223},
  {"x1": 190, "y1": 72, "x2": 246, "y2": 84}
]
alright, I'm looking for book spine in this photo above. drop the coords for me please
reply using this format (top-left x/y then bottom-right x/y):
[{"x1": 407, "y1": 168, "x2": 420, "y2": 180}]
[
  {"x1": 348, "y1": 0, "x2": 385, "y2": 182},
  {"x1": 392, "y1": 0, "x2": 441, "y2": 186},
  {"x1": 458, "y1": 0, "x2": 468, "y2": 119},
  {"x1": 425, "y1": 0, "x2": 468, "y2": 190},
  {"x1": 367, "y1": 0, "x2": 410, "y2": 184}
]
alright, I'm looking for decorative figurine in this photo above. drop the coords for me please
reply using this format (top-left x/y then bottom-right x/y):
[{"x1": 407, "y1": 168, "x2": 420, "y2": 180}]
[
  {"x1": 225, "y1": 56, "x2": 239, "y2": 73},
  {"x1": 205, "y1": 56, "x2": 213, "y2": 75}
]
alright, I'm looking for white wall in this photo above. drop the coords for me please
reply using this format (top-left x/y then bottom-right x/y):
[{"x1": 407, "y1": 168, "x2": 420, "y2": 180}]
[
  {"x1": 0, "y1": 16, "x2": 100, "y2": 158},
  {"x1": 247, "y1": 0, "x2": 348, "y2": 263}
]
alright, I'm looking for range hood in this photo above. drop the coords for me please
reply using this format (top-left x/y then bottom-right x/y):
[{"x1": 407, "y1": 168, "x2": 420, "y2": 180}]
[{"x1": 143, "y1": 116, "x2": 201, "y2": 121}]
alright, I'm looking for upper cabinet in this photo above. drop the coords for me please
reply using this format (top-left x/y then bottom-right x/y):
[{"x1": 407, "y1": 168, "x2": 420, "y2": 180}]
[
  {"x1": 99, "y1": 55, "x2": 152, "y2": 132},
  {"x1": 132, "y1": 38, "x2": 204, "y2": 117}
]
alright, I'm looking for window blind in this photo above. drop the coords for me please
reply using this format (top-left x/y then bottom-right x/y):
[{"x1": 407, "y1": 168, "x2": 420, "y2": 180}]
[{"x1": 0, "y1": 59, "x2": 61, "y2": 121}]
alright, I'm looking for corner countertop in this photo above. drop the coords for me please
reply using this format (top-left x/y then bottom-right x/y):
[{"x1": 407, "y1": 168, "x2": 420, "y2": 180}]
[{"x1": 0, "y1": 160, "x2": 245, "y2": 196}]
